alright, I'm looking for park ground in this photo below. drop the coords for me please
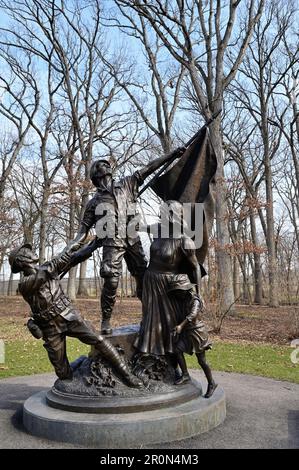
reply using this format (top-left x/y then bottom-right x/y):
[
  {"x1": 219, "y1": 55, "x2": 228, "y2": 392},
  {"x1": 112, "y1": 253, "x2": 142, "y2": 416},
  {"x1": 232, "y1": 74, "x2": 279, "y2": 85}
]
[{"x1": 0, "y1": 295, "x2": 298, "y2": 383}]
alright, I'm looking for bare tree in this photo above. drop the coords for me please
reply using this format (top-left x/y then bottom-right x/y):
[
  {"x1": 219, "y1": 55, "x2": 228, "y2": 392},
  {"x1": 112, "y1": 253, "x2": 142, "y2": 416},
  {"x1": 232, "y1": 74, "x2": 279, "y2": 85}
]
[
  {"x1": 103, "y1": 3, "x2": 187, "y2": 154},
  {"x1": 115, "y1": 0, "x2": 265, "y2": 312},
  {"x1": 0, "y1": 53, "x2": 39, "y2": 206},
  {"x1": 223, "y1": 112, "x2": 267, "y2": 304},
  {"x1": 8, "y1": 159, "x2": 43, "y2": 246},
  {"x1": 226, "y1": 0, "x2": 298, "y2": 306},
  {"x1": 0, "y1": 0, "x2": 136, "y2": 299},
  {"x1": 269, "y1": 33, "x2": 299, "y2": 254}
]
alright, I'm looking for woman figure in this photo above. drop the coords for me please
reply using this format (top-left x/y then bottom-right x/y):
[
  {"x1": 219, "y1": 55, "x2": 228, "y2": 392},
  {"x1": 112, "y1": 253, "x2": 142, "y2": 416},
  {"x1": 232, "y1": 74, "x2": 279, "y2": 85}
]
[{"x1": 134, "y1": 200, "x2": 205, "y2": 357}]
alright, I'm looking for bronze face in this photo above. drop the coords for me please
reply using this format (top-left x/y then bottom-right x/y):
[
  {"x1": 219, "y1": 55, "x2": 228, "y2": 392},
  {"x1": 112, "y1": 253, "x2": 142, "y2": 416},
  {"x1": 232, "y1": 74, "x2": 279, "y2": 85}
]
[
  {"x1": 90, "y1": 160, "x2": 113, "y2": 186},
  {"x1": 9, "y1": 245, "x2": 39, "y2": 273}
]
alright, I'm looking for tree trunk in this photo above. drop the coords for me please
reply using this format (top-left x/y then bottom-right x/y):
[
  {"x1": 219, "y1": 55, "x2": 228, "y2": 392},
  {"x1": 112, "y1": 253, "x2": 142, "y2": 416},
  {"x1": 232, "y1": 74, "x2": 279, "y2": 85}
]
[
  {"x1": 67, "y1": 266, "x2": 78, "y2": 301},
  {"x1": 0, "y1": 182, "x2": 5, "y2": 209},
  {"x1": 39, "y1": 185, "x2": 50, "y2": 263},
  {"x1": 233, "y1": 256, "x2": 240, "y2": 300},
  {"x1": 259, "y1": 73, "x2": 279, "y2": 306},
  {"x1": 250, "y1": 212, "x2": 263, "y2": 304},
  {"x1": 130, "y1": 274, "x2": 136, "y2": 297},
  {"x1": 264, "y1": 151, "x2": 279, "y2": 307},
  {"x1": 125, "y1": 267, "x2": 128, "y2": 297},
  {"x1": 207, "y1": 251, "x2": 214, "y2": 302},
  {"x1": 67, "y1": 157, "x2": 77, "y2": 300},
  {"x1": 242, "y1": 254, "x2": 251, "y2": 304},
  {"x1": 210, "y1": 121, "x2": 235, "y2": 313},
  {"x1": 77, "y1": 260, "x2": 89, "y2": 297},
  {"x1": 7, "y1": 270, "x2": 14, "y2": 296}
]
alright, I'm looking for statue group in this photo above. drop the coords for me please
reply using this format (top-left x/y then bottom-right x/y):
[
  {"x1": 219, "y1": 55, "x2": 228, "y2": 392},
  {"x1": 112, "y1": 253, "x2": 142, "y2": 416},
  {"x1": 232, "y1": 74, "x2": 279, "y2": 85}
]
[{"x1": 9, "y1": 129, "x2": 218, "y2": 404}]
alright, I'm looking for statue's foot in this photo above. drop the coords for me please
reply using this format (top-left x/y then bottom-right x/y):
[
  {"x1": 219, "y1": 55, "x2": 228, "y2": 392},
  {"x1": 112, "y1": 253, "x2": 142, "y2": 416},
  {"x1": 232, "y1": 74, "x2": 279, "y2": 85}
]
[
  {"x1": 204, "y1": 381, "x2": 218, "y2": 398},
  {"x1": 174, "y1": 373, "x2": 191, "y2": 385},
  {"x1": 174, "y1": 367, "x2": 182, "y2": 382},
  {"x1": 60, "y1": 374, "x2": 73, "y2": 382},
  {"x1": 124, "y1": 374, "x2": 144, "y2": 389},
  {"x1": 101, "y1": 319, "x2": 112, "y2": 335}
]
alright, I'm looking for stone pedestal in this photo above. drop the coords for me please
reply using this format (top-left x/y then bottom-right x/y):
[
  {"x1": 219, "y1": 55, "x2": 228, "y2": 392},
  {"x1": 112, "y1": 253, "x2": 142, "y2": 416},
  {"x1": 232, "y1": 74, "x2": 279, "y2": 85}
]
[
  {"x1": 23, "y1": 324, "x2": 226, "y2": 447},
  {"x1": 90, "y1": 324, "x2": 139, "y2": 361},
  {"x1": 23, "y1": 385, "x2": 226, "y2": 448}
]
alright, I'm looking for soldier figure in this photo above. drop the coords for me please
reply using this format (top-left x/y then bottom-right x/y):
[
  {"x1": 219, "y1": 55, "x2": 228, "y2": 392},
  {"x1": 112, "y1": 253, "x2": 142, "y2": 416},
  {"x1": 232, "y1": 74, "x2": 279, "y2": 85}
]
[
  {"x1": 8, "y1": 243, "x2": 142, "y2": 387},
  {"x1": 66, "y1": 147, "x2": 185, "y2": 334}
]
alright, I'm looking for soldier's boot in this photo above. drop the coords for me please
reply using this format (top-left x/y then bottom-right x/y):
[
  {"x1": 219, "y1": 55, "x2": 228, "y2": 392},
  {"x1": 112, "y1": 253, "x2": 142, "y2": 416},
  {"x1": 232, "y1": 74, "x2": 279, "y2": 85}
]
[
  {"x1": 100, "y1": 277, "x2": 118, "y2": 335},
  {"x1": 54, "y1": 360, "x2": 73, "y2": 381},
  {"x1": 96, "y1": 338, "x2": 143, "y2": 388},
  {"x1": 101, "y1": 318, "x2": 112, "y2": 335}
]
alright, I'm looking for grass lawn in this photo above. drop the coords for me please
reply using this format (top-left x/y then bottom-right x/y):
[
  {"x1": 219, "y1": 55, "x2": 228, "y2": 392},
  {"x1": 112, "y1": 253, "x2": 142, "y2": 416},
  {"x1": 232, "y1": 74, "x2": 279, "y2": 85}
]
[
  {"x1": 0, "y1": 338, "x2": 90, "y2": 378},
  {"x1": 0, "y1": 337, "x2": 298, "y2": 383},
  {"x1": 187, "y1": 342, "x2": 299, "y2": 384}
]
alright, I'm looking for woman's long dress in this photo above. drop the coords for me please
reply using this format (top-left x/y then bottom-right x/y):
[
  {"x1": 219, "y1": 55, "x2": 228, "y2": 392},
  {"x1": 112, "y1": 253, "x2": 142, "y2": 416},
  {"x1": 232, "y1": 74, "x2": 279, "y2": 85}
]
[{"x1": 134, "y1": 237, "x2": 192, "y2": 356}]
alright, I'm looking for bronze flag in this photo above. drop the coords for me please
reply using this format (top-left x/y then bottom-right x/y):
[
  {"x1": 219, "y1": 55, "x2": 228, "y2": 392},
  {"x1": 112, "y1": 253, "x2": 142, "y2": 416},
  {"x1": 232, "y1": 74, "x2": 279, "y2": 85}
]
[{"x1": 151, "y1": 127, "x2": 217, "y2": 266}]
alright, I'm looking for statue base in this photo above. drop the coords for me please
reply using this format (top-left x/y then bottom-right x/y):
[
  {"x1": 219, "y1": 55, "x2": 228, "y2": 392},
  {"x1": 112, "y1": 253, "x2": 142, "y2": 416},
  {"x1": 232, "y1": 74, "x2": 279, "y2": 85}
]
[
  {"x1": 46, "y1": 378, "x2": 202, "y2": 413},
  {"x1": 23, "y1": 385, "x2": 226, "y2": 447},
  {"x1": 23, "y1": 325, "x2": 226, "y2": 446}
]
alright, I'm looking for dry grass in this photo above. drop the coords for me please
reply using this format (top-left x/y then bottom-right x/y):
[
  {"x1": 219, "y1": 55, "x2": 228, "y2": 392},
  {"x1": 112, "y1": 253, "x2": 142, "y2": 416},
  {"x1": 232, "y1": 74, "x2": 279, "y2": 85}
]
[{"x1": 0, "y1": 296, "x2": 298, "y2": 345}]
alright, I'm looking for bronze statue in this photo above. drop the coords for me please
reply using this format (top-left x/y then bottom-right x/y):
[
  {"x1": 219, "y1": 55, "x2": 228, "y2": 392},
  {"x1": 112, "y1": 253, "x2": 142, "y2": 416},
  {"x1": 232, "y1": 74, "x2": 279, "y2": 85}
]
[
  {"x1": 8, "y1": 243, "x2": 142, "y2": 388},
  {"x1": 133, "y1": 200, "x2": 216, "y2": 397},
  {"x1": 6, "y1": 116, "x2": 223, "y2": 450},
  {"x1": 134, "y1": 200, "x2": 205, "y2": 356},
  {"x1": 9, "y1": 125, "x2": 218, "y2": 399},
  {"x1": 65, "y1": 148, "x2": 185, "y2": 335},
  {"x1": 168, "y1": 276, "x2": 217, "y2": 398}
]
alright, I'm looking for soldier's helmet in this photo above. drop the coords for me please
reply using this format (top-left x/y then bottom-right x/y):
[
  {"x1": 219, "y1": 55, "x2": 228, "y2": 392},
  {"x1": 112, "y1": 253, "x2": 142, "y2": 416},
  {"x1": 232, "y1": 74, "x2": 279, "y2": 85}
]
[{"x1": 8, "y1": 243, "x2": 33, "y2": 273}]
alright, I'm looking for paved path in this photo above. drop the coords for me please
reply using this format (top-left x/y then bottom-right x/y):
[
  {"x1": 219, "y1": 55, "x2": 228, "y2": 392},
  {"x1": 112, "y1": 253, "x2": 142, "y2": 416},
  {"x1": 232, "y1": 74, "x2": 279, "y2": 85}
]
[{"x1": 0, "y1": 371, "x2": 298, "y2": 449}]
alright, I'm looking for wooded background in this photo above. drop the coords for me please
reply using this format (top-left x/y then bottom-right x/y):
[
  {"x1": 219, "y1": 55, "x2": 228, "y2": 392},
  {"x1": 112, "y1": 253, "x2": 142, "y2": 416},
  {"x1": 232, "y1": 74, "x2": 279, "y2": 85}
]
[{"x1": 0, "y1": 1, "x2": 298, "y2": 323}]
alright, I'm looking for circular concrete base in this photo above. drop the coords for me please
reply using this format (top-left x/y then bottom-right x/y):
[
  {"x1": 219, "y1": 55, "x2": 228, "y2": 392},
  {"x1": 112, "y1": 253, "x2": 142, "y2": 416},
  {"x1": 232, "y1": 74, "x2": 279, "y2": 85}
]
[{"x1": 23, "y1": 386, "x2": 226, "y2": 448}]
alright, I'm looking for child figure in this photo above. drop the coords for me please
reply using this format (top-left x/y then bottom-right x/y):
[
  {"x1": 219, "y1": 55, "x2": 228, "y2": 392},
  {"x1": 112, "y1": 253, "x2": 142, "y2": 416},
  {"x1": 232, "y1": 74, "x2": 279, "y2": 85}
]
[
  {"x1": 8, "y1": 243, "x2": 142, "y2": 388},
  {"x1": 168, "y1": 275, "x2": 217, "y2": 398}
]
